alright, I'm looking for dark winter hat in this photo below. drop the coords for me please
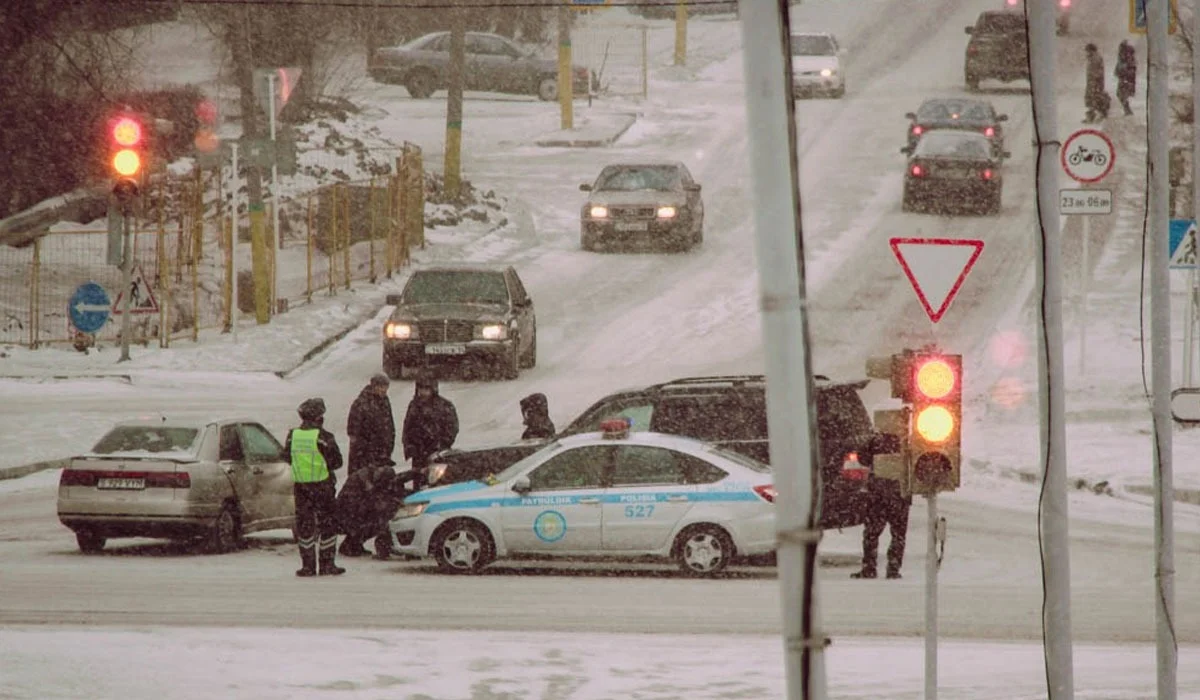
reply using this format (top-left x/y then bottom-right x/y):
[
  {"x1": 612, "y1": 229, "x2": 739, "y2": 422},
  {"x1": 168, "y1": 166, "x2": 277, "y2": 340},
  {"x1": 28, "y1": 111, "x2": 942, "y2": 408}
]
[
  {"x1": 520, "y1": 393, "x2": 548, "y2": 413},
  {"x1": 414, "y1": 371, "x2": 438, "y2": 392},
  {"x1": 298, "y1": 397, "x2": 326, "y2": 421},
  {"x1": 370, "y1": 373, "x2": 390, "y2": 387},
  {"x1": 1086, "y1": 43, "x2": 1097, "y2": 52}
]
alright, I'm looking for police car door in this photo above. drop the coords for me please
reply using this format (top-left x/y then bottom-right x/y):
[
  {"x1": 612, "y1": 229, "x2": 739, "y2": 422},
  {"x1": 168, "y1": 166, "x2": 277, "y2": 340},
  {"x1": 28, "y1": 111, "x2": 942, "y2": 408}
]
[
  {"x1": 602, "y1": 445, "x2": 695, "y2": 552},
  {"x1": 500, "y1": 445, "x2": 610, "y2": 553}
]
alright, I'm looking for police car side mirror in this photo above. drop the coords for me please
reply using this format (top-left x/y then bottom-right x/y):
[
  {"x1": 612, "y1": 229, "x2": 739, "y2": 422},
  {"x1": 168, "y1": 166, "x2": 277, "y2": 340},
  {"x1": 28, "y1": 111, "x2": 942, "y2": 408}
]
[{"x1": 512, "y1": 475, "x2": 532, "y2": 494}]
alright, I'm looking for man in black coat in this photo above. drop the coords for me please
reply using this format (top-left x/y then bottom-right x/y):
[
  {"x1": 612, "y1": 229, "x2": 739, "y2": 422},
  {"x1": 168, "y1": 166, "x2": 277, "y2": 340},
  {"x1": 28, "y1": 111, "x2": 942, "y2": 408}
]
[
  {"x1": 346, "y1": 374, "x2": 395, "y2": 476},
  {"x1": 1115, "y1": 40, "x2": 1136, "y2": 116},
  {"x1": 851, "y1": 477, "x2": 912, "y2": 580},
  {"x1": 520, "y1": 392, "x2": 556, "y2": 440},
  {"x1": 335, "y1": 457, "x2": 406, "y2": 559},
  {"x1": 1084, "y1": 43, "x2": 1109, "y2": 123},
  {"x1": 402, "y1": 371, "x2": 459, "y2": 491}
]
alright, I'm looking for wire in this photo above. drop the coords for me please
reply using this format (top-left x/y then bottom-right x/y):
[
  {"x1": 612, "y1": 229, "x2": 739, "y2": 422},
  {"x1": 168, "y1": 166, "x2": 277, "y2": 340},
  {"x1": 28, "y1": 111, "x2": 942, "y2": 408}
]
[
  {"x1": 1019, "y1": 5, "x2": 1055, "y2": 698},
  {"x1": 94, "y1": 0, "x2": 740, "y2": 8}
]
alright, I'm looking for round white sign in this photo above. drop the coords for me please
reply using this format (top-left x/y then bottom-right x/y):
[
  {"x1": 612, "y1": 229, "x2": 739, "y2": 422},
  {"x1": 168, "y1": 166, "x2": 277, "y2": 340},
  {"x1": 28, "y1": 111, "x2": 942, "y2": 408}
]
[{"x1": 1060, "y1": 129, "x2": 1115, "y2": 183}]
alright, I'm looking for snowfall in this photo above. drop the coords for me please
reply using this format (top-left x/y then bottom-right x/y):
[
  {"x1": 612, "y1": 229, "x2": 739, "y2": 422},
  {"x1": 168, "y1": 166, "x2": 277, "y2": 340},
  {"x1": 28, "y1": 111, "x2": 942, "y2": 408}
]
[{"x1": 4, "y1": 0, "x2": 1200, "y2": 697}]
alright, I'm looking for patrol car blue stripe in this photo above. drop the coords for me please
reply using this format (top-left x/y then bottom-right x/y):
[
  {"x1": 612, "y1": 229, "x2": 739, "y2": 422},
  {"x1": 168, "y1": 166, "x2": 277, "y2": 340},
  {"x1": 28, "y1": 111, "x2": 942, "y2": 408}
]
[
  {"x1": 416, "y1": 480, "x2": 490, "y2": 499},
  {"x1": 422, "y1": 490, "x2": 764, "y2": 515}
]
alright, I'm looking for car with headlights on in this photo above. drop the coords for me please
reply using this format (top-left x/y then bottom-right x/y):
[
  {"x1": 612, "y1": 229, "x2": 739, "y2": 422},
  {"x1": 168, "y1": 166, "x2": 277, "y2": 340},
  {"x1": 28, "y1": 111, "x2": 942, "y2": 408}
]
[
  {"x1": 903, "y1": 98, "x2": 1008, "y2": 158},
  {"x1": 370, "y1": 31, "x2": 593, "y2": 100},
  {"x1": 580, "y1": 161, "x2": 704, "y2": 252},
  {"x1": 383, "y1": 264, "x2": 536, "y2": 380},
  {"x1": 57, "y1": 418, "x2": 296, "y2": 554},
  {"x1": 388, "y1": 420, "x2": 777, "y2": 576},
  {"x1": 790, "y1": 32, "x2": 845, "y2": 98},
  {"x1": 901, "y1": 130, "x2": 1009, "y2": 215}
]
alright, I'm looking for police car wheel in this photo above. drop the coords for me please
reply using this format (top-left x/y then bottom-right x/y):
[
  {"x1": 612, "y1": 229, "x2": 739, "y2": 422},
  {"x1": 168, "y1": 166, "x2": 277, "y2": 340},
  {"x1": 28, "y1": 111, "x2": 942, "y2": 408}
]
[
  {"x1": 674, "y1": 524, "x2": 733, "y2": 575},
  {"x1": 432, "y1": 520, "x2": 493, "y2": 574}
]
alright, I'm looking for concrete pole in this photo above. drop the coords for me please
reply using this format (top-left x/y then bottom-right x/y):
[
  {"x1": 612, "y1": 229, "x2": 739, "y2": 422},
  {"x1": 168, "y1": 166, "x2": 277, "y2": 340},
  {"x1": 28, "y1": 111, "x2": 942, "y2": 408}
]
[
  {"x1": 924, "y1": 494, "x2": 938, "y2": 700},
  {"x1": 231, "y1": 141, "x2": 240, "y2": 344},
  {"x1": 1191, "y1": 0, "x2": 1200, "y2": 387},
  {"x1": 739, "y1": 2, "x2": 824, "y2": 699},
  {"x1": 1148, "y1": 0, "x2": 1177, "y2": 694},
  {"x1": 1079, "y1": 215, "x2": 1089, "y2": 377},
  {"x1": 558, "y1": 4, "x2": 574, "y2": 130},
  {"x1": 1026, "y1": 0, "x2": 1074, "y2": 696}
]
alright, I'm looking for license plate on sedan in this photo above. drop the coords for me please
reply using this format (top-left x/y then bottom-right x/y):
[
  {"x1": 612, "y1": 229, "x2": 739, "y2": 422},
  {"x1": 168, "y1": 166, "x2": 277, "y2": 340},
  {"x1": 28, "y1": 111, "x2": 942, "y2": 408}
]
[
  {"x1": 941, "y1": 168, "x2": 974, "y2": 180},
  {"x1": 615, "y1": 222, "x2": 649, "y2": 232},
  {"x1": 425, "y1": 344, "x2": 466, "y2": 355},
  {"x1": 97, "y1": 477, "x2": 145, "y2": 490}
]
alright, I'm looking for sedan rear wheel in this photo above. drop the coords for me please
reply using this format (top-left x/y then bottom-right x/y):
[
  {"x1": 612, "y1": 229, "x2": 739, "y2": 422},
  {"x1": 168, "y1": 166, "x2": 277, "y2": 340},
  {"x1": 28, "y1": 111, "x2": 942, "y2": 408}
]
[
  {"x1": 204, "y1": 503, "x2": 243, "y2": 554},
  {"x1": 537, "y1": 76, "x2": 558, "y2": 101},
  {"x1": 674, "y1": 524, "x2": 733, "y2": 575},
  {"x1": 76, "y1": 529, "x2": 106, "y2": 554},
  {"x1": 406, "y1": 70, "x2": 436, "y2": 99}
]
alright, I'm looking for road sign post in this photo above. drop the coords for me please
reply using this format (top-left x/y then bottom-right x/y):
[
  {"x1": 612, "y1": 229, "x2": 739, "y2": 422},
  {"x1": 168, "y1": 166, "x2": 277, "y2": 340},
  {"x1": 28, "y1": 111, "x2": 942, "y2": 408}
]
[
  {"x1": 888, "y1": 238, "x2": 984, "y2": 324},
  {"x1": 1170, "y1": 219, "x2": 1198, "y2": 386}
]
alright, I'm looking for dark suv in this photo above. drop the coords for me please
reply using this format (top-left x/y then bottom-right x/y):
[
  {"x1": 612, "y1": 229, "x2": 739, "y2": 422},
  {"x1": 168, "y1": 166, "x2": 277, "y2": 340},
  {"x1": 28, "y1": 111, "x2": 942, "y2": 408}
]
[
  {"x1": 382, "y1": 265, "x2": 537, "y2": 380},
  {"x1": 423, "y1": 375, "x2": 888, "y2": 529},
  {"x1": 964, "y1": 11, "x2": 1029, "y2": 91}
]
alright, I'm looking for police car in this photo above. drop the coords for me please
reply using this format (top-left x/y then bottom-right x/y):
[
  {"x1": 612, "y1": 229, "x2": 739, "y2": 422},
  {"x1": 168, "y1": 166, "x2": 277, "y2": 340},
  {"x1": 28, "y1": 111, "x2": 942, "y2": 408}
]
[{"x1": 388, "y1": 420, "x2": 777, "y2": 576}]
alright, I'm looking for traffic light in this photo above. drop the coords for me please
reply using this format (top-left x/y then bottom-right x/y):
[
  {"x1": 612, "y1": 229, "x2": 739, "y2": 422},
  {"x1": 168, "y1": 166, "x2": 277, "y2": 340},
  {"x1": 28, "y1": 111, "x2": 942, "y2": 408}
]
[
  {"x1": 907, "y1": 352, "x2": 962, "y2": 495},
  {"x1": 108, "y1": 112, "x2": 147, "y2": 198}
]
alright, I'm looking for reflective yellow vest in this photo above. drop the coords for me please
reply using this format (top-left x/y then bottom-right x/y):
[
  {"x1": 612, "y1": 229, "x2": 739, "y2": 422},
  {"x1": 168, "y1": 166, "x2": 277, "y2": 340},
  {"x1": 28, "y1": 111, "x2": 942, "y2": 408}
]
[{"x1": 290, "y1": 429, "x2": 329, "y2": 483}]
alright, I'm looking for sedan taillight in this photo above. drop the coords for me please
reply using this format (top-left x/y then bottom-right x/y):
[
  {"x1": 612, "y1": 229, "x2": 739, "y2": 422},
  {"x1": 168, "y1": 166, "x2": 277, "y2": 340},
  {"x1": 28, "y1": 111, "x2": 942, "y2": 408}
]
[
  {"x1": 753, "y1": 484, "x2": 776, "y2": 503},
  {"x1": 912, "y1": 125, "x2": 923, "y2": 135},
  {"x1": 145, "y1": 472, "x2": 191, "y2": 488},
  {"x1": 982, "y1": 168, "x2": 994, "y2": 180},
  {"x1": 984, "y1": 126, "x2": 995, "y2": 137},
  {"x1": 60, "y1": 469, "x2": 96, "y2": 487},
  {"x1": 910, "y1": 164, "x2": 925, "y2": 177}
]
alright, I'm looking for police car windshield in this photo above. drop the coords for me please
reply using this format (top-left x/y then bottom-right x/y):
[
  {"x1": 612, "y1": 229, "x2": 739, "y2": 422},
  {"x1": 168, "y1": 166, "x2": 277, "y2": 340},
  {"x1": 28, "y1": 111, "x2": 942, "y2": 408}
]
[{"x1": 704, "y1": 444, "x2": 771, "y2": 473}]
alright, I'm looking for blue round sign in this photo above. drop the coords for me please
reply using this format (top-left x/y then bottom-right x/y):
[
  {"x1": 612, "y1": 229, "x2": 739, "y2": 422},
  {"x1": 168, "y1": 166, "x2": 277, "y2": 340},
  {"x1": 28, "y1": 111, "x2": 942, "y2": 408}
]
[{"x1": 69, "y1": 282, "x2": 111, "y2": 333}]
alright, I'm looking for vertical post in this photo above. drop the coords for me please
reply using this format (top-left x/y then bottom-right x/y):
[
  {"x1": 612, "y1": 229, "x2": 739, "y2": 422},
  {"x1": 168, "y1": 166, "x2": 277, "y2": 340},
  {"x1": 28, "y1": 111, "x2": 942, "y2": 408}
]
[
  {"x1": 1078, "y1": 215, "x2": 1089, "y2": 376},
  {"x1": 1191, "y1": 2, "x2": 1200, "y2": 387},
  {"x1": 445, "y1": 18, "x2": 465, "y2": 200},
  {"x1": 924, "y1": 494, "x2": 938, "y2": 700},
  {"x1": 369, "y1": 178, "x2": 378, "y2": 282},
  {"x1": 268, "y1": 71, "x2": 283, "y2": 252},
  {"x1": 641, "y1": 25, "x2": 649, "y2": 99},
  {"x1": 328, "y1": 186, "x2": 336, "y2": 297},
  {"x1": 29, "y1": 238, "x2": 40, "y2": 348},
  {"x1": 1148, "y1": 0, "x2": 1177, "y2": 694},
  {"x1": 158, "y1": 177, "x2": 168, "y2": 348},
  {"x1": 558, "y1": 4, "x2": 574, "y2": 130},
  {"x1": 740, "y1": 3, "x2": 825, "y2": 699},
  {"x1": 674, "y1": 0, "x2": 687, "y2": 66},
  {"x1": 1185, "y1": 268, "x2": 1194, "y2": 385},
  {"x1": 342, "y1": 186, "x2": 351, "y2": 290},
  {"x1": 1026, "y1": 0, "x2": 1074, "y2": 695},
  {"x1": 306, "y1": 194, "x2": 314, "y2": 303},
  {"x1": 231, "y1": 141, "x2": 240, "y2": 343},
  {"x1": 118, "y1": 207, "x2": 134, "y2": 362}
]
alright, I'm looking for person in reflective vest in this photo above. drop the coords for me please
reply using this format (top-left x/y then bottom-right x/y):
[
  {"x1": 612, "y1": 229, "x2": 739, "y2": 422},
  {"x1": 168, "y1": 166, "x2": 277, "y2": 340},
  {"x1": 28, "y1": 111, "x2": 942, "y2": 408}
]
[{"x1": 285, "y1": 397, "x2": 345, "y2": 577}]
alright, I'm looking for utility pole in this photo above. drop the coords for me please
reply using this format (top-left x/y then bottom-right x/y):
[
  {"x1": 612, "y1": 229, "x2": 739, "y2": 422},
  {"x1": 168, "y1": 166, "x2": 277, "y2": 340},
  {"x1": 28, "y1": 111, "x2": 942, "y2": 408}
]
[
  {"x1": 740, "y1": 2, "x2": 825, "y2": 699},
  {"x1": 674, "y1": 0, "x2": 687, "y2": 66},
  {"x1": 1148, "y1": 0, "x2": 1177, "y2": 694},
  {"x1": 1190, "y1": 0, "x2": 1200, "y2": 387},
  {"x1": 444, "y1": 15, "x2": 465, "y2": 200},
  {"x1": 235, "y1": 8, "x2": 271, "y2": 325},
  {"x1": 558, "y1": 3, "x2": 574, "y2": 130},
  {"x1": 1026, "y1": 0, "x2": 1074, "y2": 696},
  {"x1": 117, "y1": 199, "x2": 134, "y2": 362}
]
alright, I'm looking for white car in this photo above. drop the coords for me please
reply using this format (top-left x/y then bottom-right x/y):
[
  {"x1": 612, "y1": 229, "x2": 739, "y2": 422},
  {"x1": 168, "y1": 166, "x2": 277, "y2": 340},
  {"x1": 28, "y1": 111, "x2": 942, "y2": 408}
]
[
  {"x1": 790, "y1": 32, "x2": 845, "y2": 99},
  {"x1": 388, "y1": 420, "x2": 777, "y2": 576}
]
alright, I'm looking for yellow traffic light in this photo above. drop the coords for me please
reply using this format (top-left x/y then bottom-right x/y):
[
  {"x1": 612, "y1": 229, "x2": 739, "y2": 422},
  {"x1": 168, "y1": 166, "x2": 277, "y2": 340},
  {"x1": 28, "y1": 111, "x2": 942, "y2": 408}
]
[
  {"x1": 915, "y1": 405, "x2": 954, "y2": 443},
  {"x1": 112, "y1": 149, "x2": 141, "y2": 177},
  {"x1": 908, "y1": 351, "x2": 963, "y2": 495},
  {"x1": 108, "y1": 113, "x2": 147, "y2": 182}
]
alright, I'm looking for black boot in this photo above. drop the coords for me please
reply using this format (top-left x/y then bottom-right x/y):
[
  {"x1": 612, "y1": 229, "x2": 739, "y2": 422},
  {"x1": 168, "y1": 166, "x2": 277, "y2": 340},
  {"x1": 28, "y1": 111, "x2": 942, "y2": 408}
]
[
  {"x1": 886, "y1": 570, "x2": 902, "y2": 580},
  {"x1": 318, "y1": 536, "x2": 346, "y2": 576},
  {"x1": 295, "y1": 539, "x2": 317, "y2": 577},
  {"x1": 850, "y1": 568, "x2": 877, "y2": 579}
]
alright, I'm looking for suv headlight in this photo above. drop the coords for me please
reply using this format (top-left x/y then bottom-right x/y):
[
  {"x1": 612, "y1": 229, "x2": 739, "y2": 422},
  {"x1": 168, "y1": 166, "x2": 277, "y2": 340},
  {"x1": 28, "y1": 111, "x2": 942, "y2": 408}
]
[
  {"x1": 476, "y1": 323, "x2": 508, "y2": 340},
  {"x1": 385, "y1": 321, "x2": 416, "y2": 340},
  {"x1": 656, "y1": 206, "x2": 677, "y2": 219},
  {"x1": 589, "y1": 205, "x2": 608, "y2": 219},
  {"x1": 820, "y1": 68, "x2": 834, "y2": 77},
  {"x1": 393, "y1": 501, "x2": 429, "y2": 520},
  {"x1": 428, "y1": 463, "x2": 448, "y2": 485}
]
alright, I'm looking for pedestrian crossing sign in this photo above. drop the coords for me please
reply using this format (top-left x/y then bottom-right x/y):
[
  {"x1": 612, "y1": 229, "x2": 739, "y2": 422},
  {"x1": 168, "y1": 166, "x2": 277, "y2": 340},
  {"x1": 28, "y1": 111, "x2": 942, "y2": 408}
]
[
  {"x1": 1130, "y1": 0, "x2": 1178, "y2": 35},
  {"x1": 1170, "y1": 218, "x2": 1197, "y2": 270}
]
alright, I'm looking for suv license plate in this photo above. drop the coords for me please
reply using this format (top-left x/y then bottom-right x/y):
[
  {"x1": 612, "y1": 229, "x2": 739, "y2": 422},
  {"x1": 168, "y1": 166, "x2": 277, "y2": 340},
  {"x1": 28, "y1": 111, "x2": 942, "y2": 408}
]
[
  {"x1": 615, "y1": 222, "x2": 648, "y2": 232},
  {"x1": 97, "y1": 477, "x2": 145, "y2": 490},
  {"x1": 426, "y1": 344, "x2": 466, "y2": 356}
]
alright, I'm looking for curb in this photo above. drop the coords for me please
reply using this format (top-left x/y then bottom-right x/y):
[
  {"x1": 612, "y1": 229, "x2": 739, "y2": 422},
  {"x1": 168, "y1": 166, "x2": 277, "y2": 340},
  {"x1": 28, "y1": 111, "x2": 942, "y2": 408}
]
[
  {"x1": 274, "y1": 302, "x2": 386, "y2": 380},
  {"x1": 534, "y1": 113, "x2": 638, "y2": 148},
  {"x1": 0, "y1": 374, "x2": 133, "y2": 382}
]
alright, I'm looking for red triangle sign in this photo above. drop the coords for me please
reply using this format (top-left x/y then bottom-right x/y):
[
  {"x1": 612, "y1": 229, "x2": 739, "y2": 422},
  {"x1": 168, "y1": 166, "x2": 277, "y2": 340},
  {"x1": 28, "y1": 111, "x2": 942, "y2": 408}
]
[
  {"x1": 889, "y1": 237, "x2": 984, "y2": 323},
  {"x1": 111, "y1": 264, "x2": 160, "y2": 315}
]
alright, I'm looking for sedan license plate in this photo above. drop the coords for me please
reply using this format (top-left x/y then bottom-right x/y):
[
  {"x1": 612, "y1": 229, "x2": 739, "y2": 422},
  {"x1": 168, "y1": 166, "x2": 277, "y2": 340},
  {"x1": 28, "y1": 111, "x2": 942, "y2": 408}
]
[
  {"x1": 615, "y1": 222, "x2": 649, "y2": 232},
  {"x1": 97, "y1": 477, "x2": 145, "y2": 490},
  {"x1": 425, "y1": 343, "x2": 466, "y2": 356},
  {"x1": 942, "y1": 168, "x2": 974, "y2": 180}
]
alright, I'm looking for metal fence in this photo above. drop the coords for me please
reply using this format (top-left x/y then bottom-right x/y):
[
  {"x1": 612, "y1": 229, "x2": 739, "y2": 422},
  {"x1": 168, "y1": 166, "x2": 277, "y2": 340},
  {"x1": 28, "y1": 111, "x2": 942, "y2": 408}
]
[{"x1": 0, "y1": 143, "x2": 424, "y2": 349}]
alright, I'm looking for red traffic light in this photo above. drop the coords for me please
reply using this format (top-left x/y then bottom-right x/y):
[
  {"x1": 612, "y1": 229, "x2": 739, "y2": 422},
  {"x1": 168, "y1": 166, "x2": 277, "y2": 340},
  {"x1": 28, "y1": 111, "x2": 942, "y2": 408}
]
[{"x1": 112, "y1": 117, "x2": 142, "y2": 147}]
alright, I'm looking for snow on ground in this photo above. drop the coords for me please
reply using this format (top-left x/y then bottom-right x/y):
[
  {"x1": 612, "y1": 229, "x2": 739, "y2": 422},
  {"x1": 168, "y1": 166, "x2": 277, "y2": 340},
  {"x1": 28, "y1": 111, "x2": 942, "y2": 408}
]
[{"x1": 0, "y1": 626, "x2": 1197, "y2": 700}]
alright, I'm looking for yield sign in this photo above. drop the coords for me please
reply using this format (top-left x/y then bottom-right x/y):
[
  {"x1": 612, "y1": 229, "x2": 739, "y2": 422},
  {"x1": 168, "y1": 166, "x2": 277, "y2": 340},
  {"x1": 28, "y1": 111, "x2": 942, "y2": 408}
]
[{"x1": 889, "y1": 237, "x2": 984, "y2": 323}]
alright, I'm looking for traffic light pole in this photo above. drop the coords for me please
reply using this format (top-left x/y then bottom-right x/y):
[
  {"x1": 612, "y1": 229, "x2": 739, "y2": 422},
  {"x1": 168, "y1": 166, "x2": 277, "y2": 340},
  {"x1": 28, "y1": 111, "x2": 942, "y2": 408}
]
[
  {"x1": 117, "y1": 203, "x2": 134, "y2": 363},
  {"x1": 924, "y1": 493, "x2": 938, "y2": 700},
  {"x1": 740, "y1": 3, "x2": 826, "y2": 699}
]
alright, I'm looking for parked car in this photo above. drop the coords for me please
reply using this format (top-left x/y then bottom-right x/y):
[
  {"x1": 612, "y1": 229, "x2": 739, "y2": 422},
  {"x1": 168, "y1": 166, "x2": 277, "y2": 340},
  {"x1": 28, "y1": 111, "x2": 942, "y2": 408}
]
[
  {"x1": 790, "y1": 32, "x2": 845, "y2": 99},
  {"x1": 964, "y1": 11, "x2": 1030, "y2": 91},
  {"x1": 903, "y1": 98, "x2": 1008, "y2": 158},
  {"x1": 382, "y1": 264, "x2": 537, "y2": 380},
  {"x1": 388, "y1": 420, "x2": 776, "y2": 575},
  {"x1": 1003, "y1": 0, "x2": 1069, "y2": 34},
  {"x1": 419, "y1": 374, "x2": 890, "y2": 530},
  {"x1": 57, "y1": 418, "x2": 296, "y2": 553},
  {"x1": 901, "y1": 130, "x2": 1009, "y2": 215},
  {"x1": 370, "y1": 31, "x2": 593, "y2": 100},
  {"x1": 580, "y1": 161, "x2": 704, "y2": 252}
]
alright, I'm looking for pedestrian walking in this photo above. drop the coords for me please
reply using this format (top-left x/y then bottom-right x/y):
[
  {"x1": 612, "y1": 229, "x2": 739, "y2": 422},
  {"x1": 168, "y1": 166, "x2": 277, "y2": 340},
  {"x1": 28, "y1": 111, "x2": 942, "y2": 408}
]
[
  {"x1": 401, "y1": 371, "x2": 459, "y2": 492},
  {"x1": 347, "y1": 373, "x2": 396, "y2": 475},
  {"x1": 1084, "y1": 43, "x2": 1110, "y2": 123},
  {"x1": 1115, "y1": 40, "x2": 1136, "y2": 116},
  {"x1": 850, "y1": 478, "x2": 912, "y2": 580},
  {"x1": 519, "y1": 392, "x2": 556, "y2": 440},
  {"x1": 285, "y1": 397, "x2": 346, "y2": 577}
]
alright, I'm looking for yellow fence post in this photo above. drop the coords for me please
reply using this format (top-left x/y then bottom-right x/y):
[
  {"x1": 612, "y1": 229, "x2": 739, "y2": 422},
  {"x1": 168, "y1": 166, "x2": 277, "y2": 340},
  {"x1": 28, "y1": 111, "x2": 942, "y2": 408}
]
[
  {"x1": 224, "y1": 216, "x2": 233, "y2": 333},
  {"x1": 306, "y1": 194, "x2": 314, "y2": 303},
  {"x1": 158, "y1": 177, "x2": 169, "y2": 348},
  {"x1": 327, "y1": 186, "x2": 336, "y2": 297},
  {"x1": 368, "y1": 177, "x2": 378, "y2": 283},
  {"x1": 342, "y1": 185, "x2": 351, "y2": 290},
  {"x1": 385, "y1": 175, "x2": 395, "y2": 279},
  {"x1": 29, "y1": 238, "x2": 40, "y2": 348}
]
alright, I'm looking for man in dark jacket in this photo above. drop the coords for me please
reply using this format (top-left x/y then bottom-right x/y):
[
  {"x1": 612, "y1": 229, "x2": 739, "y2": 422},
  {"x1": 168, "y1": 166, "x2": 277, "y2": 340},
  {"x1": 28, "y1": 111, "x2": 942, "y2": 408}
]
[
  {"x1": 285, "y1": 397, "x2": 346, "y2": 577},
  {"x1": 1115, "y1": 40, "x2": 1136, "y2": 116},
  {"x1": 851, "y1": 477, "x2": 912, "y2": 580},
  {"x1": 402, "y1": 372, "x2": 459, "y2": 491},
  {"x1": 335, "y1": 457, "x2": 405, "y2": 560},
  {"x1": 1085, "y1": 43, "x2": 1109, "y2": 123},
  {"x1": 519, "y1": 393, "x2": 556, "y2": 440},
  {"x1": 347, "y1": 374, "x2": 396, "y2": 476}
]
